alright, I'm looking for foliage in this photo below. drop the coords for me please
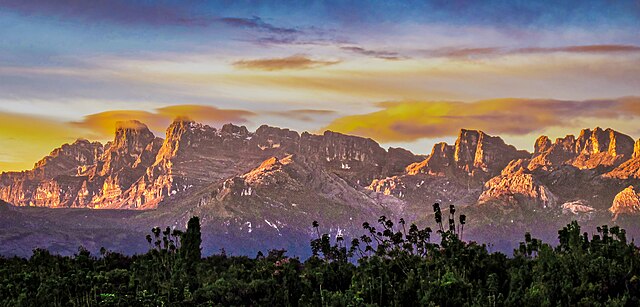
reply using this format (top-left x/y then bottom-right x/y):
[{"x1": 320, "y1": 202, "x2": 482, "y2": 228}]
[{"x1": 1, "y1": 206, "x2": 640, "y2": 306}]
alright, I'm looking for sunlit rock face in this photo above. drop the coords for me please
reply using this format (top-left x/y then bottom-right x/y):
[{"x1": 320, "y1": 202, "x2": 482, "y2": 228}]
[
  {"x1": 530, "y1": 128, "x2": 634, "y2": 171},
  {"x1": 0, "y1": 119, "x2": 419, "y2": 210},
  {"x1": 0, "y1": 121, "x2": 161, "y2": 208},
  {"x1": 478, "y1": 159, "x2": 557, "y2": 208},
  {"x1": 33, "y1": 139, "x2": 105, "y2": 178},
  {"x1": 0, "y1": 139, "x2": 103, "y2": 207},
  {"x1": 367, "y1": 129, "x2": 528, "y2": 210},
  {"x1": 406, "y1": 143, "x2": 455, "y2": 176},
  {"x1": 610, "y1": 185, "x2": 640, "y2": 219},
  {"x1": 1, "y1": 120, "x2": 638, "y2": 222},
  {"x1": 605, "y1": 139, "x2": 640, "y2": 180},
  {"x1": 404, "y1": 129, "x2": 528, "y2": 180},
  {"x1": 473, "y1": 128, "x2": 634, "y2": 211}
]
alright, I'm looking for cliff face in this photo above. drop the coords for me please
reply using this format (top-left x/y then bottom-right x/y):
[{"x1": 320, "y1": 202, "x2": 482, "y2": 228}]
[
  {"x1": 369, "y1": 129, "x2": 527, "y2": 210},
  {"x1": 605, "y1": 139, "x2": 640, "y2": 180},
  {"x1": 406, "y1": 129, "x2": 528, "y2": 180},
  {"x1": 33, "y1": 139, "x2": 105, "y2": 178},
  {"x1": 529, "y1": 128, "x2": 634, "y2": 171},
  {"x1": 0, "y1": 120, "x2": 419, "y2": 210},
  {"x1": 478, "y1": 159, "x2": 558, "y2": 208},
  {"x1": 0, "y1": 121, "x2": 160, "y2": 208},
  {"x1": 475, "y1": 128, "x2": 635, "y2": 210},
  {"x1": 406, "y1": 143, "x2": 455, "y2": 176},
  {"x1": 297, "y1": 131, "x2": 420, "y2": 185}
]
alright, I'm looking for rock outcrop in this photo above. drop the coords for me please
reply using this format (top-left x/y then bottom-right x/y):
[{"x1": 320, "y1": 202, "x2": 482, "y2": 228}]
[
  {"x1": 407, "y1": 129, "x2": 528, "y2": 180},
  {"x1": 610, "y1": 185, "x2": 640, "y2": 219},
  {"x1": 605, "y1": 139, "x2": 640, "y2": 180},
  {"x1": 530, "y1": 128, "x2": 634, "y2": 171},
  {"x1": 368, "y1": 129, "x2": 526, "y2": 210},
  {"x1": 478, "y1": 159, "x2": 558, "y2": 208},
  {"x1": 0, "y1": 121, "x2": 161, "y2": 208},
  {"x1": 561, "y1": 200, "x2": 595, "y2": 215}
]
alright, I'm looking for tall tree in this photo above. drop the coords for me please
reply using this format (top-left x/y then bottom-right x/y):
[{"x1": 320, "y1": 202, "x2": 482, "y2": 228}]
[{"x1": 180, "y1": 216, "x2": 202, "y2": 262}]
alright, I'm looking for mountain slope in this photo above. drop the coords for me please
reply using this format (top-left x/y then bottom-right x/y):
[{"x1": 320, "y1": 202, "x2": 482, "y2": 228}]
[{"x1": 2, "y1": 123, "x2": 640, "y2": 257}]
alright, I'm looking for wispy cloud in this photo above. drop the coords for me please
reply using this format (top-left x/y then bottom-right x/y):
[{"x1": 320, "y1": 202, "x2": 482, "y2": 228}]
[
  {"x1": 219, "y1": 16, "x2": 299, "y2": 35},
  {"x1": 340, "y1": 46, "x2": 403, "y2": 60},
  {"x1": 427, "y1": 44, "x2": 640, "y2": 59},
  {"x1": 323, "y1": 97, "x2": 640, "y2": 142},
  {"x1": 269, "y1": 109, "x2": 337, "y2": 121},
  {"x1": 233, "y1": 55, "x2": 340, "y2": 71},
  {"x1": 518, "y1": 44, "x2": 640, "y2": 54}
]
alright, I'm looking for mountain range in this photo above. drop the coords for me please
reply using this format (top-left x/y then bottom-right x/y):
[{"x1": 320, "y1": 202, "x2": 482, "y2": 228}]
[{"x1": 1, "y1": 119, "x2": 640, "y2": 257}]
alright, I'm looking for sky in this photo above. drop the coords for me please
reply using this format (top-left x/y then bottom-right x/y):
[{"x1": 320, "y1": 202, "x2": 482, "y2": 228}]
[{"x1": 1, "y1": 0, "x2": 640, "y2": 171}]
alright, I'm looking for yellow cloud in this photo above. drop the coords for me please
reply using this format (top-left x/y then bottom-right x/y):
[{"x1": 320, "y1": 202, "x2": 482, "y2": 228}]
[{"x1": 323, "y1": 98, "x2": 640, "y2": 142}]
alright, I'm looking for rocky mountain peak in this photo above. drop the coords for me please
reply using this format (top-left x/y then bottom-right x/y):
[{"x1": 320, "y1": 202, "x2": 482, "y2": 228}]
[
  {"x1": 408, "y1": 129, "x2": 527, "y2": 179},
  {"x1": 111, "y1": 120, "x2": 156, "y2": 155},
  {"x1": 255, "y1": 125, "x2": 300, "y2": 140},
  {"x1": 610, "y1": 185, "x2": 640, "y2": 219},
  {"x1": 299, "y1": 131, "x2": 385, "y2": 165},
  {"x1": 575, "y1": 127, "x2": 634, "y2": 157},
  {"x1": 530, "y1": 128, "x2": 634, "y2": 171},
  {"x1": 98, "y1": 121, "x2": 161, "y2": 176},
  {"x1": 534, "y1": 136, "x2": 552, "y2": 154},
  {"x1": 453, "y1": 129, "x2": 481, "y2": 169},
  {"x1": 221, "y1": 123, "x2": 249, "y2": 136},
  {"x1": 164, "y1": 118, "x2": 197, "y2": 141},
  {"x1": 605, "y1": 139, "x2": 640, "y2": 180},
  {"x1": 32, "y1": 139, "x2": 104, "y2": 178},
  {"x1": 157, "y1": 119, "x2": 216, "y2": 161},
  {"x1": 479, "y1": 162, "x2": 558, "y2": 208},
  {"x1": 406, "y1": 142, "x2": 454, "y2": 176}
]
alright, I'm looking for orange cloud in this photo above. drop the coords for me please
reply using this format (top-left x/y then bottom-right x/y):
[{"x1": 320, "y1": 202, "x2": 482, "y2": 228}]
[
  {"x1": 233, "y1": 55, "x2": 340, "y2": 71},
  {"x1": 73, "y1": 105, "x2": 255, "y2": 138},
  {"x1": 323, "y1": 97, "x2": 640, "y2": 142},
  {"x1": 71, "y1": 110, "x2": 164, "y2": 138}
]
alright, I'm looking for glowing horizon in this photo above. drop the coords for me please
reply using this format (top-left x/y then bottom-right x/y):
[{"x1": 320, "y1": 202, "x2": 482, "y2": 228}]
[{"x1": 1, "y1": 1, "x2": 639, "y2": 171}]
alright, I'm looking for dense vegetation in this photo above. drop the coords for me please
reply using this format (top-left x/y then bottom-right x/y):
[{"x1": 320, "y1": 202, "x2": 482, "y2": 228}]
[{"x1": 1, "y1": 204, "x2": 640, "y2": 306}]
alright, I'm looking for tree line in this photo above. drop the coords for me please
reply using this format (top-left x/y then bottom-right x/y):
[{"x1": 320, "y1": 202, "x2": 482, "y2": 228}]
[{"x1": 1, "y1": 204, "x2": 639, "y2": 306}]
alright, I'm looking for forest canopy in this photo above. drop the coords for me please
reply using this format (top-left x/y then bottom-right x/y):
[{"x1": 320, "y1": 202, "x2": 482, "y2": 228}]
[{"x1": 1, "y1": 205, "x2": 639, "y2": 306}]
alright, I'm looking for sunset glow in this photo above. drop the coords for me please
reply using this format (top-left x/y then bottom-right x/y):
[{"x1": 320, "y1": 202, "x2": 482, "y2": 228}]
[{"x1": 1, "y1": 1, "x2": 639, "y2": 171}]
